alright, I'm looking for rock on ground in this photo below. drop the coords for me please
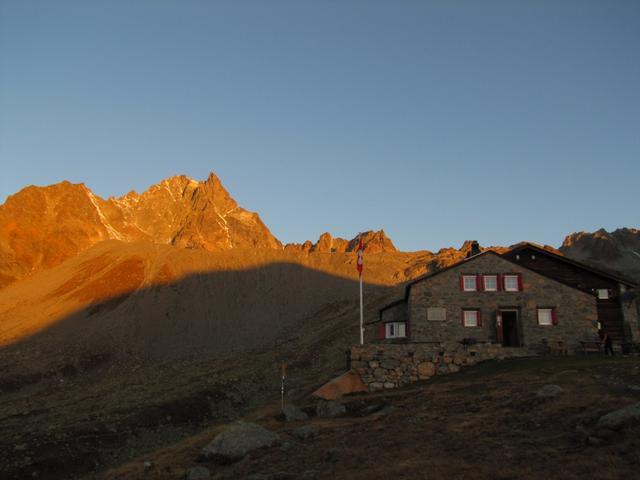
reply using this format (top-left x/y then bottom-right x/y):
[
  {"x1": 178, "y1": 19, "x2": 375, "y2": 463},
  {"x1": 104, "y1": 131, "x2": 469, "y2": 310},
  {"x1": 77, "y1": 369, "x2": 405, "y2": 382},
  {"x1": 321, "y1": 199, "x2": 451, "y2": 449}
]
[
  {"x1": 293, "y1": 425, "x2": 320, "y2": 440},
  {"x1": 316, "y1": 400, "x2": 346, "y2": 418},
  {"x1": 536, "y1": 384, "x2": 564, "y2": 398},
  {"x1": 188, "y1": 466, "x2": 211, "y2": 480},
  {"x1": 202, "y1": 421, "x2": 279, "y2": 464},
  {"x1": 281, "y1": 404, "x2": 308, "y2": 421},
  {"x1": 597, "y1": 402, "x2": 640, "y2": 431}
]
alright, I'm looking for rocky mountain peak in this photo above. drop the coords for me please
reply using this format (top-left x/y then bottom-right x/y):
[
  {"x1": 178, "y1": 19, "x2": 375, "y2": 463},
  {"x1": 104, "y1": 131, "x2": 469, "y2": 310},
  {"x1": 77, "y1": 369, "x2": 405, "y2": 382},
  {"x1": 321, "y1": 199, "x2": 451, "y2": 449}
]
[
  {"x1": 284, "y1": 229, "x2": 398, "y2": 255},
  {"x1": 347, "y1": 230, "x2": 397, "y2": 254},
  {"x1": 309, "y1": 232, "x2": 349, "y2": 253},
  {"x1": 0, "y1": 172, "x2": 281, "y2": 288},
  {"x1": 560, "y1": 228, "x2": 640, "y2": 281}
]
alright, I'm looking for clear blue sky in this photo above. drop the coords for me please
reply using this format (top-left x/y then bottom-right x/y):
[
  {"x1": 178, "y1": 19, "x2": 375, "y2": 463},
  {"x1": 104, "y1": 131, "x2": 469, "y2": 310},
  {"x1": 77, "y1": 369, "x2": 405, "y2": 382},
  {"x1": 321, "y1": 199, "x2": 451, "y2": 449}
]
[{"x1": 1, "y1": 1, "x2": 638, "y2": 252}]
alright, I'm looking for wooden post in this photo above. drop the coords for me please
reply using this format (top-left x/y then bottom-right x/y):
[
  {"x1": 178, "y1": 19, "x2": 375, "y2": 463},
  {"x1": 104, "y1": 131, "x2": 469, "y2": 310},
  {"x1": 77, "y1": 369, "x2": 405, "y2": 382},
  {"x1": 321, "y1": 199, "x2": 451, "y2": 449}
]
[{"x1": 280, "y1": 363, "x2": 287, "y2": 411}]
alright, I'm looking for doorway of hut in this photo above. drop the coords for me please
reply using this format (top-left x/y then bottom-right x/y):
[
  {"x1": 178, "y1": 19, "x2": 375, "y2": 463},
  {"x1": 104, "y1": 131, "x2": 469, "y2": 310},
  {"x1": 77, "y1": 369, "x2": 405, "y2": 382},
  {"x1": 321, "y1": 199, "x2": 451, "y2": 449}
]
[{"x1": 500, "y1": 310, "x2": 521, "y2": 347}]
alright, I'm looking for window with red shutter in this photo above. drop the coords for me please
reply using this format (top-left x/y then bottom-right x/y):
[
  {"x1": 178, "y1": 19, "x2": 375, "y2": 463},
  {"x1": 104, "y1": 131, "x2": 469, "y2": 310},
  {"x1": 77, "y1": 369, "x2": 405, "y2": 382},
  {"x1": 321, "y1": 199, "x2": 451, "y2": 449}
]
[
  {"x1": 462, "y1": 275, "x2": 477, "y2": 291},
  {"x1": 483, "y1": 275, "x2": 498, "y2": 291},
  {"x1": 462, "y1": 310, "x2": 480, "y2": 327},
  {"x1": 537, "y1": 308, "x2": 553, "y2": 325},
  {"x1": 503, "y1": 275, "x2": 519, "y2": 292},
  {"x1": 476, "y1": 274, "x2": 483, "y2": 291}
]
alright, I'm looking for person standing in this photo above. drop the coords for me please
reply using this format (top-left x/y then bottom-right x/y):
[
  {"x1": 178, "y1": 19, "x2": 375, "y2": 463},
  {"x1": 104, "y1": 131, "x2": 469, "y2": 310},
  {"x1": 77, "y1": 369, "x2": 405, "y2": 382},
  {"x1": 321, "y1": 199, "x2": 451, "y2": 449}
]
[{"x1": 603, "y1": 331, "x2": 615, "y2": 356}]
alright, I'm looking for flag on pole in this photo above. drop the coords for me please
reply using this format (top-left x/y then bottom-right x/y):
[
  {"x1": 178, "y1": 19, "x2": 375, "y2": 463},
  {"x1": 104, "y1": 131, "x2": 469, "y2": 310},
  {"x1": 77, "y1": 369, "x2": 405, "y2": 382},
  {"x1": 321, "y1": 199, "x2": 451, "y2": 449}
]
[{"x1": 356, "y1": 237, "x2": 364, "y2": 275}]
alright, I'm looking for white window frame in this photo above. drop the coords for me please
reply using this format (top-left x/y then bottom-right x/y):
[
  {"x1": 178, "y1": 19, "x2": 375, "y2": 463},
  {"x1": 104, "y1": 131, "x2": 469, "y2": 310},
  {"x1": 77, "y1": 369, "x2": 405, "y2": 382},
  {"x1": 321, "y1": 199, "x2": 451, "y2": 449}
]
[
  {"x1": 463, "y1": 310, "x2": 479, "y2": 327},
  {"x1": 537, "y1": 308, "x2": 553, "y2": 326},
  {"x1": 463, "y1": 275, "x2": 477, "y2": 292},
  {"x1": 385, "y1": 322, "x2": 407, "y2": 339},
  {"x1": 597, "y1": 289, "x2": 610, "y2": 300},
  {"x1": 503, "y1": 274, "x2": 519, "y2": 292},
  {"x1": 483, "y1": 275, "x2": 498, "y2": 291}
]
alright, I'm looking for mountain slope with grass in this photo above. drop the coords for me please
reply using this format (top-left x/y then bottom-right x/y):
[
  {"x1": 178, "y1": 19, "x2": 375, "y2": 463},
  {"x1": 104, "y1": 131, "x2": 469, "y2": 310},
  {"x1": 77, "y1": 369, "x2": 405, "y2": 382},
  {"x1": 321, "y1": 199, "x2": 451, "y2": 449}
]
[{"x1": 102, "y1": 356, "x2": 640, "y2": 480}]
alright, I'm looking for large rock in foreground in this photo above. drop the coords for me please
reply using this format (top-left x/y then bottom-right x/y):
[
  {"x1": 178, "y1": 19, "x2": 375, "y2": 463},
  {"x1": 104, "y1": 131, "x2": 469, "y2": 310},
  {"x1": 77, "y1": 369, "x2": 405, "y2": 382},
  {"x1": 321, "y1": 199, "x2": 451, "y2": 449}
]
[
  {"x1": 202, "y1": 421, "x2": 279, "y2": 464},
  {"x1": 312, "y1": 370, "x2": 368, "y2": 400},
  {"x1": 597, "y1": 403, "x2": 640, "y2": 431},
  {"x1": 316, "y1": 400, "x2": 346, "y2": 418}
]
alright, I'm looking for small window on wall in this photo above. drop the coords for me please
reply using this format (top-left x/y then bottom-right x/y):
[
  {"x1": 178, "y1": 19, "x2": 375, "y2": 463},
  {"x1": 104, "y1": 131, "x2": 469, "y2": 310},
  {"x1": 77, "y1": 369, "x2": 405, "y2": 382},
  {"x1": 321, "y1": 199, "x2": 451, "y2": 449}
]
[
  {"x1": 597, "y1": 289, "x2": 610, "y2": 300},
  {"x1": 503, "y1": 274, "x2": 521, "y2": 292},
  {"x1": 537, "y1": 308, "x2": 557, "y2": 326},
  {"x1": 483, "y1": 275, "x2": 498, "y2": 291},
  {"x1": 462, "y1": 275, "x2": 477, "y2": 291},
  {"x1": 385, "y1": 322, "x2": 407, "y2": 338},
  {"x1": 462, "y1": 309, "x2": 481, "y2": 327}
]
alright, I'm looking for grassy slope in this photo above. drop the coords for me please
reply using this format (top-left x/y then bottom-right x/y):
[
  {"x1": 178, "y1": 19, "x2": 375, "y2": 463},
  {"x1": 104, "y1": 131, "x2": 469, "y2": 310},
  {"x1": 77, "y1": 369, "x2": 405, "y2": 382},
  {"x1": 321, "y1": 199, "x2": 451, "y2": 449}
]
[{"x1": 102, "y1": 356, "x2": 640, "y2": 480}]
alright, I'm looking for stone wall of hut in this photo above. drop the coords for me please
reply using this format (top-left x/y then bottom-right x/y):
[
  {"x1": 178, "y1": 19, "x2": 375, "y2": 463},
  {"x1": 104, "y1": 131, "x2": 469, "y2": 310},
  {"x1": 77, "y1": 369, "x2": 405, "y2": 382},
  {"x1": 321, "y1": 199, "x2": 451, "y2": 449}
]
[{"x1": 350, "y1": 342, "x2": 529, "y2": 391}]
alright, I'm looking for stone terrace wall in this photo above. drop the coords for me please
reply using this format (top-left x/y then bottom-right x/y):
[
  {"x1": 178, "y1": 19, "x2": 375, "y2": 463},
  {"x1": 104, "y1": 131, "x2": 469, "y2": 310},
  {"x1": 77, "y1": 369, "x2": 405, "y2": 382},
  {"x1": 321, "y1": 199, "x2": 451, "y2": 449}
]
[{"x1": 350, "y1": 342, "x2": 529, "y2": 392}]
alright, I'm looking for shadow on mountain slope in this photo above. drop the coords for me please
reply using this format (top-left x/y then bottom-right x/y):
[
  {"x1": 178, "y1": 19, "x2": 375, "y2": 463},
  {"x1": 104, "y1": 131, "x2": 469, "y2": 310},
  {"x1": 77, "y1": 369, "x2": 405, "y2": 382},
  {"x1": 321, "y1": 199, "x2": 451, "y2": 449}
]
[
  {"x1": 0, "y1": 260, "x2": 396, "y2": 384},
  {"x1": 0, "y1": 261, "x2": 400, "y2": 480}
]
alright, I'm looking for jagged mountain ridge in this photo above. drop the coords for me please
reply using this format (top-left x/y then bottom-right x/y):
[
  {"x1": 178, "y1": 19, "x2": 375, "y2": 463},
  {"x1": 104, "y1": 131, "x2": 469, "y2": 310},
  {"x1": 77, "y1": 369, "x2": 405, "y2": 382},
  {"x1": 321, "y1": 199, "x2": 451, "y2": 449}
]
[
  {"x1": 1, "y1": 172, "x2": 638, "y2": 290},
  {"x1": 0, "y1": 173, "x2": 281, "y2": 288},
  {"x1": 0, "y1": 174, "x2": 404, "y2": 290},
  {"x1": 560, "y1": 227, "x2": 640, "y2": 281},
  {"x1": 284, "y1": 229, "x2": 398, "y2": 254}
]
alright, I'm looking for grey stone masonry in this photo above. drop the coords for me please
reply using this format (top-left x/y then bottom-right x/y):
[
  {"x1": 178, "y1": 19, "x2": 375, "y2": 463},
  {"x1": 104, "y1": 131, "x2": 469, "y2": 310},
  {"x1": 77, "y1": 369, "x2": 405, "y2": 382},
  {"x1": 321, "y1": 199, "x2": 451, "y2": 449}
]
[
  {"x1": 620, "y1": 285, "x2": 640, "y2": 343},
  {"x1": 381, "y1": 302, "x2": 408, "y2": 324},
  {"x1": 351, "y1": 342, "x2": 529, "y2": 392},
  {"x1": 407, "y1": 252, "x2": 598, "y2": 354}
]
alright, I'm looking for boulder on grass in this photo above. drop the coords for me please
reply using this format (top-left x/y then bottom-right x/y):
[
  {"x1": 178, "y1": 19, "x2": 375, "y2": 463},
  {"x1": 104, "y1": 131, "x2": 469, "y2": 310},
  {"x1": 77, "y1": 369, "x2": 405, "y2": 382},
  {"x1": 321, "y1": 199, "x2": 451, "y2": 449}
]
[
  {"x1": 293, "y1": 425, "x2": 320, "y2": 440},
  {"x1": 281, "y1": 404, "x2": 308, "y2": 421},
  {"x1": 201, "y1": 421, "x2": 279, "y2": 464},
  {"x1": 187, "y1": 466, "x2": 211, "y2": 480},
  {"x1": 316, "y1": 400, "x2": 346, "y2": 418},
  {"x1": 312, "y1": 370, "x2": 368, "y2": 400},
  {"x1": 535, "y1": 384, "x2": 564, "y2": 398},
  {"x1": 597, "y1": 403, "x2": 640, "y2": 431}
]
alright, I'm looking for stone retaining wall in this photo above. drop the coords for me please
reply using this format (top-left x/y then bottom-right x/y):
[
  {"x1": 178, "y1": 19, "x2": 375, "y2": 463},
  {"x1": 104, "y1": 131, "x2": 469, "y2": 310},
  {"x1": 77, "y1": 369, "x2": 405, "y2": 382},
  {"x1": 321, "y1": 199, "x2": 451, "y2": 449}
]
[{"x1": 350, "y1": 342, "x2": 529, "y2": 391}]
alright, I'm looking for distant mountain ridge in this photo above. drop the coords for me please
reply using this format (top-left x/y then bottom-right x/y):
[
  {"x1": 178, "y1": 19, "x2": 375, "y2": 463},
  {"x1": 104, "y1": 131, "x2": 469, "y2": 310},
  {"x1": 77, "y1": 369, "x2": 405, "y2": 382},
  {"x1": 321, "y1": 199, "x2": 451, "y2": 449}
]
[
  {"x1": 0, "y1": 172, "x2": 638, "y2": 289},
  {"x1": 560, "y1": 227, "x2": 640, "y2": 281},
  {"x1": 284, "y1": 230, "x2": 398, "y2": 254}
]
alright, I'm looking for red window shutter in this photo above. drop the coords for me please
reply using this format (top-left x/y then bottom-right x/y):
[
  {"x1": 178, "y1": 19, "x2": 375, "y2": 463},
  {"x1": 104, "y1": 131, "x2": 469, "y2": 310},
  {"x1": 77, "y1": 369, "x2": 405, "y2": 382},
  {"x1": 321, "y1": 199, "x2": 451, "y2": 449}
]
[
  {"x1": 517, "y1": 274, "x2": 524, "y2": 291},
  {"x1": 551, "y1": 309, "x2": 558, "y2": 325},
  {"x1": 477, "y1": 275, "x2": 483, "y2": 291},
  {"x1": 477, "y1": 310, "x2": 482, "y2": 327},
  {"x1": 405, "y1": 321, "x2": 410, "y2": 338},
  {"x1": 461, "y1": 310, "x2": 465, "y2": 326},
  {"x1": 459, "y1": 275, "x2": 464, "y2": 291},
  {"x1": 378, "y1": 323, "x2": 386, "y2": 339},
  {"x1": 496, "y1": 274, "x2": 502, "y2": 291}
]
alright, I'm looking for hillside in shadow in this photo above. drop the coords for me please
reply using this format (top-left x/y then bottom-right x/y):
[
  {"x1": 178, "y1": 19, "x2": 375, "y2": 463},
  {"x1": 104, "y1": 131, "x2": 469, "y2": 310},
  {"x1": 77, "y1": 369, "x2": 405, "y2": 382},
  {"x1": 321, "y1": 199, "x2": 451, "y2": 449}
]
[
  {"x1": 0, "y1": 248, "x2": 403, "y2": 479},
  {"x1": 0, "y1": 258, "x2": 397, "y2": 382}
]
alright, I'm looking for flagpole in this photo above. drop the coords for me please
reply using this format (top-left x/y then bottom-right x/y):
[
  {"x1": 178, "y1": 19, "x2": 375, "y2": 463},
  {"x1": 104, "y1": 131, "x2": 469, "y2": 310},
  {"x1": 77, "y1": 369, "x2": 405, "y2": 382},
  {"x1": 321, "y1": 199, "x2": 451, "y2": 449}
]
[
  {"x1": 356, "y1": 234, "x2": 365, "y2": 345},
  {"x1": 359, "y1": 271, "x2": 364, "y2": 345}
]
